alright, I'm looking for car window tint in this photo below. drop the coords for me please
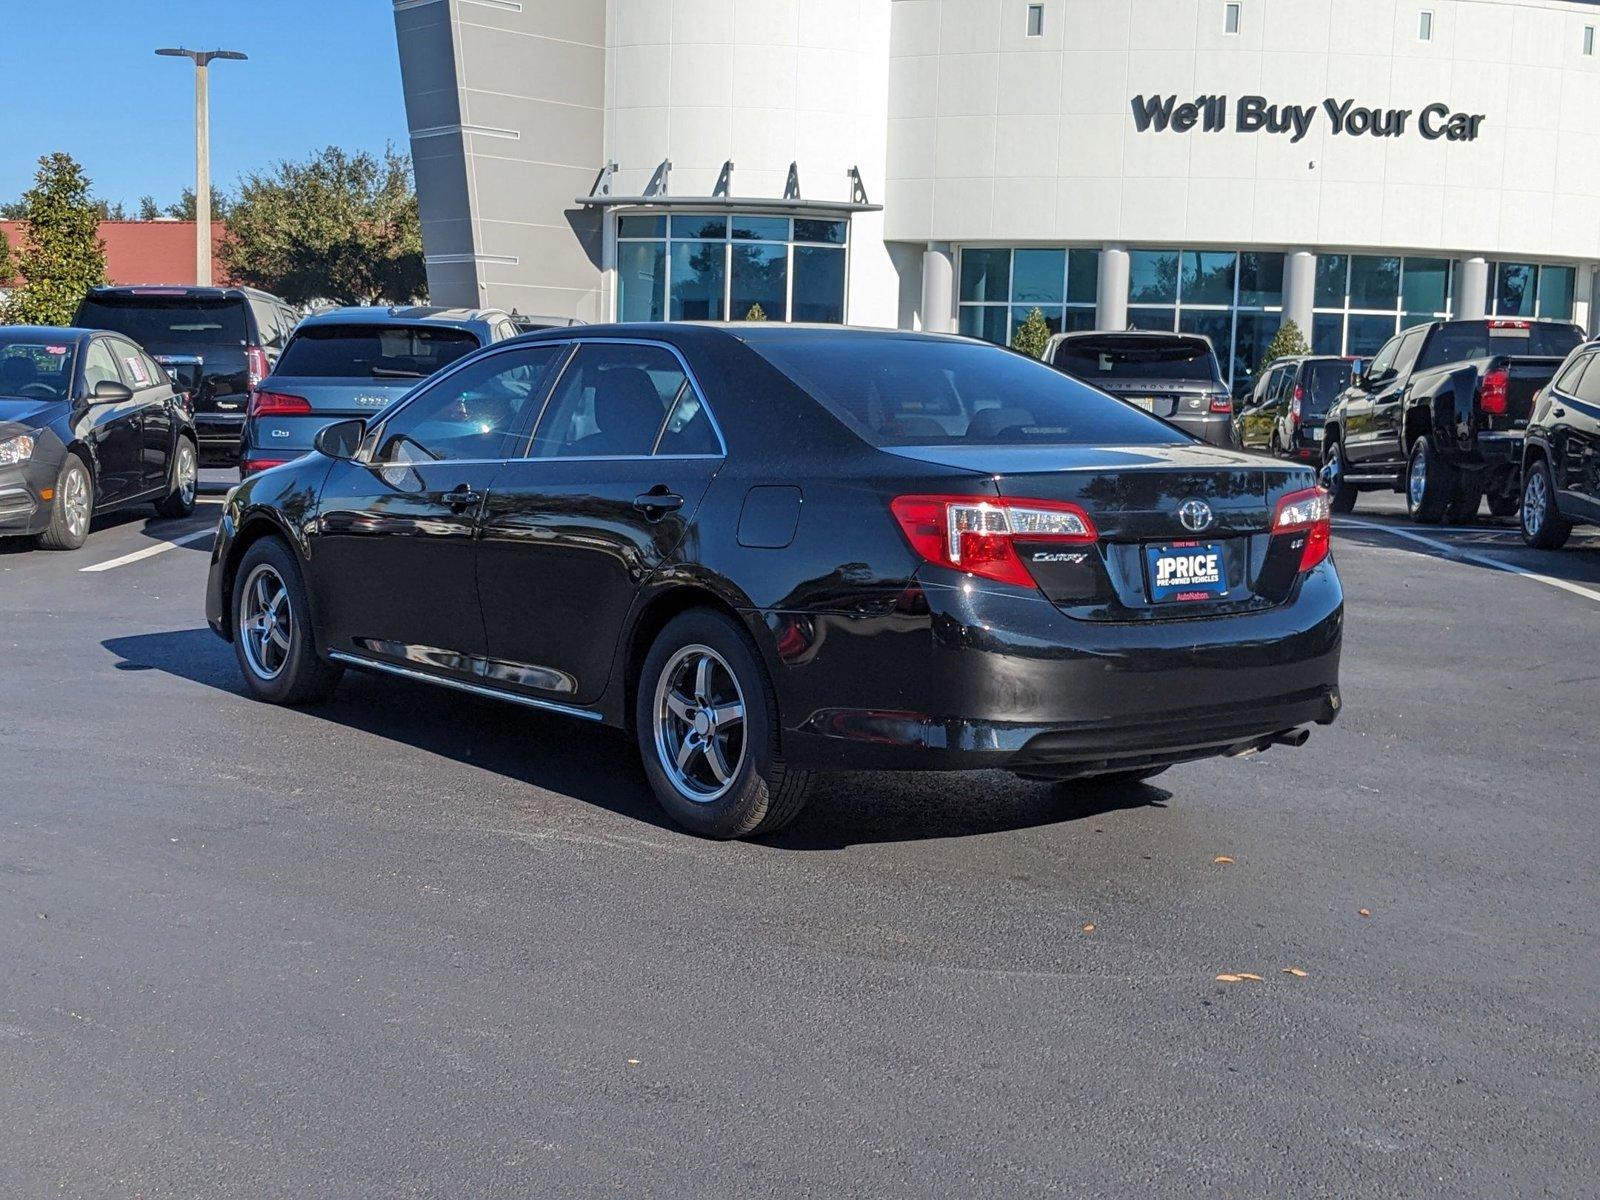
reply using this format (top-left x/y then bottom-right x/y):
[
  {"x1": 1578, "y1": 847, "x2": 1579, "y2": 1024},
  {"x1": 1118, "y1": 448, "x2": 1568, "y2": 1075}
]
[
  {"x1": 1415, "y1": 321, "x2": 1584, "y2": 372},
  {"x1": 1573, "y1": 355, "x2": 1600, "y2": 406},
  {"x1": 656, "y1": 379, "x2": 722, "y2": 455},
  {"x1": 277, "y1": 324, "x2": 481, "y2": 379},
  {"x1": 1365, "y1": 336, "x2": 1400, "y2": 382},
  {"x1": 1552, "y1": 351, "x2": 1591, "y2": 395},
  {"x1": 75, "y1": 295, "x2": 249, "y2": 351},
  {"x1": 1392, "y1": 328, "x2": 1425, "y2": 377},
  {"x1": 1051, "y1": 336, "x2": 1221, "y2": 384},
  {"x1": 109, "y1": 338, "x2": 154, "y2": 389},
  {"x1": 1301, "y1": 361, "x2": 1352, "y2": 416},
  {"x1": 746, "y1": 333, "x2": 1186, "y2": 448},
  {"x1": 373, "y1": 344, "x2": 563, "y2": 465},
  {"x1": 529, "y1": 343, "x2": 682, "y2": 459},
  {"x1": 84, "y1": 339, "x2": 122, "y2": 391},
  {"x1": 0, "y1": 338, "x2": 76, "y2": 401}
]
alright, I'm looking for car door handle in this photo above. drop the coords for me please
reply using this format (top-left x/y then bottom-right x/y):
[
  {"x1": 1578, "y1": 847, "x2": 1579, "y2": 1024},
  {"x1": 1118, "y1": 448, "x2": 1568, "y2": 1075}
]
[
  {"x1": 633, "y1": 489, "x2": 684, "y2": 517},
  {"x1": 444, "y1": 485, "x2": 482, "y2": 512}
]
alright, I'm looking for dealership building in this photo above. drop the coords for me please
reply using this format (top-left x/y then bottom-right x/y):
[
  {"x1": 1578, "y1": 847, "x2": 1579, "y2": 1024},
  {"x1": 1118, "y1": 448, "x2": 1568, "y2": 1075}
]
[{"x1": 394, "y1": 0, "x2": 1600, "y2": 390}]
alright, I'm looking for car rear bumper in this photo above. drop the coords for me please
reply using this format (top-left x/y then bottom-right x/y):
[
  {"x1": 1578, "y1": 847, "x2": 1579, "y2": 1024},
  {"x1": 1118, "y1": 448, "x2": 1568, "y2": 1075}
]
[
  {"x1": 241, "y1": 414, "x2": 349, "y2": 473},
  {"x1": 195, "y1": 413, "x2": 246, "y2": 465},
  {"x1": 1170, "y1": 411, "x2": 1239, "y2": 449},
  {"x1": 764, "y1": 561, "x2": 1343, "y2": 772}
]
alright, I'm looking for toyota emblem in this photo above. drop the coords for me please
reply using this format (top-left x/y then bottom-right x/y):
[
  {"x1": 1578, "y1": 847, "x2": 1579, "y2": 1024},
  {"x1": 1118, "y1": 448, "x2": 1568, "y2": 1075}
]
[{"x1": 1177, "y1": 499, "x2": 1214, "y2": 532}]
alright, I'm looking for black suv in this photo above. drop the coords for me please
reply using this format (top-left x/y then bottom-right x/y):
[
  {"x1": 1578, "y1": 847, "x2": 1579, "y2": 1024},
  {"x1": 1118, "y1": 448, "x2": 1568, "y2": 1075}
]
[
  {"x1": 1042, "y1": 330, "x2": 1236, "y2": 447},
  {"x1": 74, "y1": 285, "x2": 300, "y2": 467},
  {"x1": 1521, "y1": 339, "x2": 1600, "y2": 549},
  {"x1": 1238, "y1": 356, "x2": 1357, "y2": 464}
]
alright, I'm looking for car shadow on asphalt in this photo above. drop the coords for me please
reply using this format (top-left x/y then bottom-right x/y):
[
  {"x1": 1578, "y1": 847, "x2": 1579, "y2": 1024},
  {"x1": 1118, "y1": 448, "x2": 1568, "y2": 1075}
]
[{"x1": 101, "y1": 627, "x2": 1171, "y2": 849}]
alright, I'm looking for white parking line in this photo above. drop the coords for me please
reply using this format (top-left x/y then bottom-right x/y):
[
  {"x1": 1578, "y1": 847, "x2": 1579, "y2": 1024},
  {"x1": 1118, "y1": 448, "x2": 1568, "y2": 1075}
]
[
  {"x1": 79, "y1": 528, "x2": 216, "y2": 573},
  {"x1": 1336, "y1": 518, "x2": 1600, "y2": 605}
]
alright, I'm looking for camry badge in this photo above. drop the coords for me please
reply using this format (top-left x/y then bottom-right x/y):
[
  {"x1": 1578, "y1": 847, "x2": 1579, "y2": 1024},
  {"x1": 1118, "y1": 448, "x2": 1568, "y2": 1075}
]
[{"x1": 1178, "y1": 498, "x2": 1214, "y2": 532}]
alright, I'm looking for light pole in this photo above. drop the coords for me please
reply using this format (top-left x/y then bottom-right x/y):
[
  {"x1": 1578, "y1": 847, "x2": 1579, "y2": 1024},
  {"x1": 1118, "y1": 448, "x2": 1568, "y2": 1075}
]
[{"x1": 155, "y1": 47, "x2": 247, "y2": 287}]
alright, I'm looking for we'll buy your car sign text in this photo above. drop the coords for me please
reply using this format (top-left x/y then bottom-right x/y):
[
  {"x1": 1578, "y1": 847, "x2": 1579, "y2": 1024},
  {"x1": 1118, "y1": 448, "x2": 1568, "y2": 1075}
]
[{"x1": 1131, "y1": 94, "x2": 1486, "y2": 142}]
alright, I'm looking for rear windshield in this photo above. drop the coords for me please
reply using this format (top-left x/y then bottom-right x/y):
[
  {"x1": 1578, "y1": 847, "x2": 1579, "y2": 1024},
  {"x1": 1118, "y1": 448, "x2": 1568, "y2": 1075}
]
[
  {"x1": 1050, "y1": 337, "x2": 1222, "y2": 384},
  {"x1": 0, "y1": 337, "x2": 76, "y2": 402},
  {"x1": 275, "y1": 324, "x2": 482, "y2": 379},
  {"x1": 1416, "y1": 321, "x2": 1583, "y2": 372},
  {"x1": 745, "y1": 335, "x2": 1187, "y2": 448},
  {"x1": 75, "y1": 295, "x2": 249, "y2": 349},
  {"x1": 1299, "y1": 360, "x2": 1352, "y2": 417}
]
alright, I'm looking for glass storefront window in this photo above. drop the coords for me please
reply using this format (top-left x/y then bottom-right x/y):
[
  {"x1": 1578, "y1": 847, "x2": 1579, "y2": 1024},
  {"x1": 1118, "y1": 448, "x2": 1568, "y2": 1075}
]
[
  {"x1": 1011, "y1": 249, "x2": 1066, "y2": 304},
  {"x1": 1315, "y1": 254, "x2": 1348, "y2": 307},
  {"x1": 617, "y1": 212, "x2": 849, "y2": 325},
  {"x1": 1312, "y1": 313, "x2": 1343, "y2": 356},
  {"x1": 1128, "y1": 306, "x2": 1176, "y2": 331},
  {"x1": 1181, "y1": 252, "x2": 1237, "y2": 306},
  {"x1": 1129, "y1": 249, "x2": 1179, "y2": 304},
  {"x1": 1347, "y1": 313, "x2": 1397, "y2": 357},
  {"x1": 957, "y1": 247, "x2": 1098, "y2": 350},
  {"x1": 1538, "y1": 266, "x2": 1576, "y2": 320},
  {"x1": 1493, "y1": 263, "x2": 1536, "y2": 317},
  {"x1": 1348, "y1": 256, "x2": 1401, "y2": 310},
  {"x1": 1400, "y1": 258, "x2": 1450, "y2": 314},
  {"x1": 1238, "y1": 253, "x2": 1284, "y2": 308}
]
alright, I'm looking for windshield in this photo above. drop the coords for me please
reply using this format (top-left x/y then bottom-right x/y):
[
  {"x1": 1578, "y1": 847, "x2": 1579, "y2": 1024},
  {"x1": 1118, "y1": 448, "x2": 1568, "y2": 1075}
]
[
  {"x1": 1416, "y1": 321, "x2": 1583, "y2": 371},
  {"x1": 75, "y1": 295, "x2": 249, "y2": 350},
  {"x1": 1299, "y1": 361, "x2": 1352, "y2": 418},
  {"x1": 745, "y1": 333, "x2": 1188, "y2": 448},
  {"x1": 0, "y1": 338, "x2": 76, "y2": 402},
  {"x1": 275, "y1": 324, "x2": 481, "y2": 379},
  {"x1": 1051, "y1": 337, "x2": 1223, "y2": 384}
]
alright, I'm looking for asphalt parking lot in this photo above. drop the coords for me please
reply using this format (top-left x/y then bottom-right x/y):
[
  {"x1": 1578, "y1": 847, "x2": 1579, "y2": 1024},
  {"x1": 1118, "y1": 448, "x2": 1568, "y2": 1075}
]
[{"x1": 3, "y1": 475, "x2": 1597, "y2": 1198}]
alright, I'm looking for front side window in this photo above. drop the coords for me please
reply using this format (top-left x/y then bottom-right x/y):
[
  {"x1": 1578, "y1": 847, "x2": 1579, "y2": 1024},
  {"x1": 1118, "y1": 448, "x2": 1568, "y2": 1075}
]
[
  {"x1": 530, "y1": 342, "x2": 710, "y2": 459},
  {"x1": 746, "y1": 332, "x2": 1187, "y2": 448},
  {"x1": 84, "y1": 339, "x2": 123, "y2": 391},
  {"x1": 373, "y1": 345, "x2": 563, "y2": 464}
]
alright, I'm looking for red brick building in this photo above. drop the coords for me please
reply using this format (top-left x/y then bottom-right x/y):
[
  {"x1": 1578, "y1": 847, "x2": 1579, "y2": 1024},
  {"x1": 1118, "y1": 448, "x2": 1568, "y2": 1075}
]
[{"x1": 0, "y1": 219, "x2": 228, "y2": 289}]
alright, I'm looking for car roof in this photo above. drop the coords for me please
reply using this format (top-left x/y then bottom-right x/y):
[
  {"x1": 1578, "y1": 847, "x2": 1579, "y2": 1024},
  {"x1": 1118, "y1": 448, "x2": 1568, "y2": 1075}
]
[
  {"x1": 503, "y1": 321, "x2": 981, "y2": 350},
  {"x1": 0, "y1": 325, "x2": 96, "y2": 341},
  {"x1": 1046, "y1": 329, "x2": 1217, "y2": 351},
  {"x1": 297, "y1": 305, "x2": 506, "y2": 329},
  {"x1": 85, "y1": 284, "x2": 291, "y2": 304}
]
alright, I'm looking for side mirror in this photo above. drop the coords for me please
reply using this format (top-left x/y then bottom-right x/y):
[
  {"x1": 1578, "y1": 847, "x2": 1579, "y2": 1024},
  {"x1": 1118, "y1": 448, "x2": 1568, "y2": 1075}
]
[
  {"x1": 89, "y1": 379, "x2": 133, "y2": 404},
  {"x1": 313, "y1": 417, "x2": 366, "y2": 461}
]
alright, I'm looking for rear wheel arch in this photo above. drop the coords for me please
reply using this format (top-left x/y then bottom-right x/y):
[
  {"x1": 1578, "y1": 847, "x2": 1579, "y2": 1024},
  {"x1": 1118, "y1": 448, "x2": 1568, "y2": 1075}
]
[{"x1": 619, "y1": 584, "x2": 768, "y2": 731}]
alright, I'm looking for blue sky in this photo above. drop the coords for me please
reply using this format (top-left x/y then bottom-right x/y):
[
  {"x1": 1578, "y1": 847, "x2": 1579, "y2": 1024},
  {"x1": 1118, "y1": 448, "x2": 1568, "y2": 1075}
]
[{"x1": 0, "y1": 0, "x2": 410, "y2": 209}]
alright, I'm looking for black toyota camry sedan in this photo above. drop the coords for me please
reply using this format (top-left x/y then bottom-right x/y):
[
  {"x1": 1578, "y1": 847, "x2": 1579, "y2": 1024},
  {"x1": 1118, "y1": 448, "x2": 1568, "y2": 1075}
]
[
  {"x1": 206, "y1": 324, "x2": 1342, "y2": 838},
  {"x1": 0, "y1": 326, "x2": 198, "y2": 549}
]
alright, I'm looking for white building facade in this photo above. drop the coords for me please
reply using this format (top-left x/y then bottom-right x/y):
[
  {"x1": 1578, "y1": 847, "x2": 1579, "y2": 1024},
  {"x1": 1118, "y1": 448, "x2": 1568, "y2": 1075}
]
[{"x1": 395, "y1": 0, "x2": 1600, "y2": 391}]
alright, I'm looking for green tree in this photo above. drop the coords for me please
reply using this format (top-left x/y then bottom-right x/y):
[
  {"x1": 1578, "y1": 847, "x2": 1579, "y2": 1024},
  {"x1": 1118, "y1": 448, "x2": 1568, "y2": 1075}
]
[
  {"x1": 165, "y1": 187, "x2": 229, "y2": 221},
  {"x1": 1011, "y1": 306, "x2": 1052, "y2": 359},
  {"x1": 0, "y1": 227, "x2": 14, "y2": 285},
  {"x1": 3, "y1": 153, "x2": 107, "y2": 326},
  {"x1": 137, "y1": 195, "x2": 162, "y2": 220},
  {"x1": 93, "y1": 198, "x2": 127, "y2": 221},
  {"x1": 743, "y1": 302, "x2": 767, "y2": 321},
  {"x1": 221, "y1": 145, "x2": 425, "y2": 305},
  {"x1": 1257, "y1": 317, "x2": 1311, "y2": 375}
]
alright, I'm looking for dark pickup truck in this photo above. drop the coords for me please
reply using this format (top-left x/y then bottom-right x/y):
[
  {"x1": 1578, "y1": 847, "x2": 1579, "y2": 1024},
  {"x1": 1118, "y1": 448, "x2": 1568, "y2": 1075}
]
[{"x1": 1321, "y1": 318, "x2": 1584, "y2": 523}]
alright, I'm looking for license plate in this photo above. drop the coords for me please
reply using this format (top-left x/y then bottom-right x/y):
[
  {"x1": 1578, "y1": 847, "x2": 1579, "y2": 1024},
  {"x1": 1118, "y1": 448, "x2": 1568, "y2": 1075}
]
[
  {"x1": 1305, "y1": 424, "x2": 1322, "y2": 440},
  {"x1": 1146, "y1": 540, "x2": 1228, "y2": 603}
]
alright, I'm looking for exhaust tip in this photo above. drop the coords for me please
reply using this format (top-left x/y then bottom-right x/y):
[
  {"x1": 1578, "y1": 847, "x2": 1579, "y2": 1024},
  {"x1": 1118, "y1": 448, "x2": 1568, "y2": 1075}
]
[{"x1": 1271, "y1": 726, "x2": 1312, "y2": 748}]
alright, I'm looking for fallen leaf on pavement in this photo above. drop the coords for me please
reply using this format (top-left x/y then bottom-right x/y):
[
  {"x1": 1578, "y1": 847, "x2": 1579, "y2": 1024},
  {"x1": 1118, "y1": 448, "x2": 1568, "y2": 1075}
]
[
  {"x1": 1282, "y1": 967, "x2": 1309, "y2": 977},
  {"x1": 1358, "y1": 908, "x2": 1372, "y2": 917},
  {"x1": 1236, "y1": 973, "x2": 1263, "y2": 981},
  {"x1": 1213, "y1": 856, "x2": 1234, "y2": 864},
  {"x1": 1215, "y1": 974, "x2": 1242, "y2": 982},
  {"x1": 1081, "y1": 923, "x2": 1095, "y2": 933}
]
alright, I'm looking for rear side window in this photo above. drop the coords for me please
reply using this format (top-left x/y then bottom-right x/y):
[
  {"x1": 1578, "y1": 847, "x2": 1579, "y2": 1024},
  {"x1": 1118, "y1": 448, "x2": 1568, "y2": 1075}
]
[
  {"x1": 1299, "y1": 361, "x2": 1352, "y2": 416},
  {"x1": 1552, "y1": 351, "x2": 1591, "y2": 395},
  {"x1": 1416, "y1": 322, "x2": 1584, "y2": 371},
  {"x1": 75, "y1": 295, "x2": 249, "y2": 350},
  {"x1": 747, "y1": 334, "x2": 1186, "y2": 448},
  {"x1": 1051, "y1": 337, "x2": 1222, "y2": 384},
  {"x1": 275, "y1": 324, "x2": 481, "y2": 379}
]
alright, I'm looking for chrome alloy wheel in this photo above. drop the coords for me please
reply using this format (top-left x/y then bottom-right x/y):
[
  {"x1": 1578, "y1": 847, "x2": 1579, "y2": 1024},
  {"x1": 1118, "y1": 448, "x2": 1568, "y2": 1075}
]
[
  {"x1": 61, "y1": 464, "x2": 90, "y2": 539},
  {"x1": 1320, "y1": 444, "x2": 1342, "y2": 492},
  {"x1": 1523, "y1": 468, "x2": 1549, "y2": 535},
  {"x1": 175, "y1": 441, "x2": 197, "y2": 506},
  {"x1": 1408, "y1": 444, "x2": 1427, "y2": 509},
  {"x1": 238, "y1": 563, "x2": 292, "y2": 680},
  {"x1": 652, "y1": 644, "x2": 747, "y2": 802}
]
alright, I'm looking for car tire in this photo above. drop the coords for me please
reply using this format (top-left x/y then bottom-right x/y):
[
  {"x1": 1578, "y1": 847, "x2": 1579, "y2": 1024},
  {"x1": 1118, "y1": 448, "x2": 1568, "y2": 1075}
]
[
  {"x1": 1446, "y1": 475, "x2": 1483, "y2": 525},
  {"x1": 635, "y1": 608, "x2": 812, "y2": 840},
  {"x1": 1406, "y1": 434, "x2": 1456, "y2": 525},
  {"x1": 154, "y1": 436, "x2": 198, "y2": 518},
  {"x1": 232, "y1": 536, "x2": 343, "y2": 705},
  {"x1": 1323, "y1": 440, "x2": 1358, "y2": 514},
  {"x1": 1268, "y1": 432, "x2": 1282, "y2": 459},
  {"x1": 1486, "y1": 491, "x2": 1519, "y2": 519},
  {"x1": 36, "y1": 453, "x2": 93, "y2": 551},
  {"x1": 1520, "y1": 458, "x2": 1572, "y2": 551}
]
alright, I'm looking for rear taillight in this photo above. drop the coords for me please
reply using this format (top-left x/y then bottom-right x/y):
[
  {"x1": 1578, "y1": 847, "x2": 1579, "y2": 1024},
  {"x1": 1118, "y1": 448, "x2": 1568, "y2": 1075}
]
[
  {"x1": 245, "y1": 345, "x2": 270, "y2": 388},
  {"x1": 1480, "y1": 368, "x2": 1509, "y2": 415},
  {"x1": 247, "y1": 389, "x2": 311, "y2": 417},
  {"x1": 891, "y1": 494, "x2": 1098, "y2": 589},
  {"x1": 241, "y1": 457, "x2": 293, "y2": 475},
  {"x1": 1272, "y1": 486, "x2": 1331, "y2": 572},
  {"x1": 1209, "y1": 394, "x2": 1232, "y2": 414},
  {"x1": 1290, "y1": 384, "x2": 1304, "y2": 426}
]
